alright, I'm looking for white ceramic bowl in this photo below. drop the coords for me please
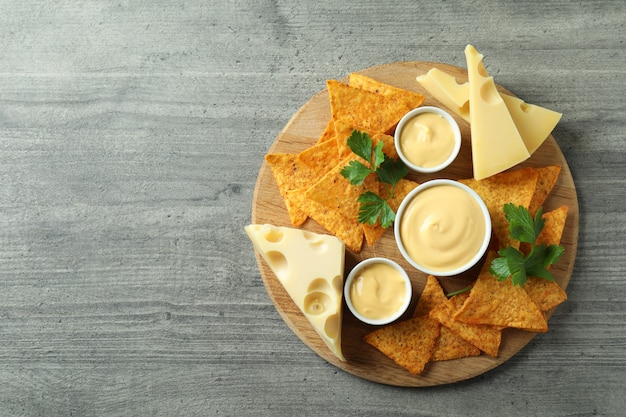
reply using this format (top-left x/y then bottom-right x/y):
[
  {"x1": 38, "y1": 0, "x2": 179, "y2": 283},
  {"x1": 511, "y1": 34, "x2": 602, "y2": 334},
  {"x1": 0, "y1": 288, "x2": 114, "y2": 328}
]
[
  {"x1": 344, "y1": 257, "x2": 412, "y2": 326},
  {"x1": 394, "y1": 179, "x2": 491, "y2": 276},
  {"x1": 394, "y1": 106, "x2": 461, "y2": 173}
]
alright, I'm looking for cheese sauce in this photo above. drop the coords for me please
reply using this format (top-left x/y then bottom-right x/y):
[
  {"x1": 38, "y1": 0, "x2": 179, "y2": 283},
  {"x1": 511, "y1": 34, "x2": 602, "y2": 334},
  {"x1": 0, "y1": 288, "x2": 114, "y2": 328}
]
[
  {"x1": 399, "y1": 184, "x2": 486, "y2": 272},
  {"x1": 349, "y1": 262, "x2": 407, "y2": 320},
  {"x1": 399, "y1": 112, "x2": 456, "y2": 168}
]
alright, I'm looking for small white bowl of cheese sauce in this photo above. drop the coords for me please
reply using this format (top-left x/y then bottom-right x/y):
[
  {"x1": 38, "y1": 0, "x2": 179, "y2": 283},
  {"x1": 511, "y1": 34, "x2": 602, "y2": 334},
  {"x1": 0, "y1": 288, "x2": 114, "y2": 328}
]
[
  {"x1": 394, "y1": 179, "x2": 491, "y2": 276},
  {"x1": 344, "y1": 258, "x2": 412, "y2": 326},
  {"x1": 394, "y1": 106, "x2": 461, "y2": 173}
]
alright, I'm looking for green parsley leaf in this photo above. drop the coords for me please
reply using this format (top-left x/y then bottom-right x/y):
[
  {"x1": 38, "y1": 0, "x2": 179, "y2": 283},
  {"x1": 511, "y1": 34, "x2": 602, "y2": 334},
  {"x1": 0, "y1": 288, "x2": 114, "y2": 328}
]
[
  {"x1": 378, "y1": 201, "x2": 396, "y2": 229},
  {"x1": 524, "y1": 243, "x2": 564, "y2": 282},
  {"x1": 504, "y1": 203, "x2": 544, "y2": 244},
  {"x1": 372, "y1": 140, "x2": 385, "y2": 170},
  {"x1": 346, "y1": 130, "x2": 373, "y2": 163},
  {"x1": 340, "y1": 130, "x2": 409, "y2": 229},
  {"x1": 340, "y1": 160, "x2": 372, "y2": 186},
  {"x1": 490, "y1": 204, "x2": 565, "y2": 287},
  {"x1": 376, "y1": 156, "x2": 408, "y2": 190},
  {"x1": 357, "y1": 191, "x2": 395, "y2": 227}
]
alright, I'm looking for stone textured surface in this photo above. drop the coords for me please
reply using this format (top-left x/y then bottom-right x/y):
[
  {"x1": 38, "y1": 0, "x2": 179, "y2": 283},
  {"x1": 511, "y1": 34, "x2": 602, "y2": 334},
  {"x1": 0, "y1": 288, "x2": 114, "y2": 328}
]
[{"x1": 0, "y1": 1, "x2": 624, "y2": 415}]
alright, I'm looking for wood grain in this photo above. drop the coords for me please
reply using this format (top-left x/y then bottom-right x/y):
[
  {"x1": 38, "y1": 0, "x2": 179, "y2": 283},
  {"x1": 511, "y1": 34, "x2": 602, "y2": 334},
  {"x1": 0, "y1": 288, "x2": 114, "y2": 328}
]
[{"x1": 251, "y1": 62, "x2": 579, "y2": 386}]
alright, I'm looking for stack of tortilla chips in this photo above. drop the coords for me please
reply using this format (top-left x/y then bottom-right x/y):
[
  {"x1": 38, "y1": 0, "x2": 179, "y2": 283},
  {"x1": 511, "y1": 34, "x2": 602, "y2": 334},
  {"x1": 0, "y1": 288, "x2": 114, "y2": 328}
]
[
  {"x1": 265, "y1": 74, "x2": 426, "y2": 252},
  {"x1": 364, "y1": 165, "x2": 569, "y2": 375}
]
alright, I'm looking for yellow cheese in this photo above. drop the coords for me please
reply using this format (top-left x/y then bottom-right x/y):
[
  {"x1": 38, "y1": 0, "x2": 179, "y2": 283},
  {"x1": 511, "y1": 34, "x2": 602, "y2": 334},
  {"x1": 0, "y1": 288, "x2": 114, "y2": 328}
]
[
  {"x1": 500, "y1": 94, "x2": 562, "y2": 154},
  {"x1": 465, "y1": 45, "x2": 530, "y2": 180},
  {"x1": 417, "y1": 67, "x2": 561, "y2": 156},
  {"x1": 245, "y1": 224, "x2": 346, "y2": 361},
  {"x1": 416, "y1": 68, "x2": 470, "y2": 123}
]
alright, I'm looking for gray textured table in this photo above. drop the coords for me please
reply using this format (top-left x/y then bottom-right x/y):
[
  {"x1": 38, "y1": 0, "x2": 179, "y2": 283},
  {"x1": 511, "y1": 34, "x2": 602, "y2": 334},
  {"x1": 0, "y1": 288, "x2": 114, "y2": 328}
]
[{"x1": 0, "y1": 1, "x2": 624, "y2": 416}]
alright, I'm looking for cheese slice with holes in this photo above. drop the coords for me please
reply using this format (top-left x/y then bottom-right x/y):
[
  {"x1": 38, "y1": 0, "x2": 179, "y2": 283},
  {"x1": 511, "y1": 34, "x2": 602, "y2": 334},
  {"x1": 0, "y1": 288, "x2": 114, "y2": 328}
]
[
  {"x1": 500, "y1": 94, "x2": 562, "y2": 154},
  {"x1": 245, "y1": 224, "x2": 346, "y2": 361},
  {"x1": 465, "y1": 45, "x2": 530, "y2": 180},
  {"x1": 417, "y1": 68, "x2": 471, "y2": 122},
  {"x1": 417, "y1": 67, "x2": 561, "y2": 156}
]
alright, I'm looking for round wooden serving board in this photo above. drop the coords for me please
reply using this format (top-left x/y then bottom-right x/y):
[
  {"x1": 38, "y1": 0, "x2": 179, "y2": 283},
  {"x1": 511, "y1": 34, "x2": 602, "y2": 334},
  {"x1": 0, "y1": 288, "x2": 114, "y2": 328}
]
[{"x1": 250, "y1": 62, "x2": 579, "y2": 386}]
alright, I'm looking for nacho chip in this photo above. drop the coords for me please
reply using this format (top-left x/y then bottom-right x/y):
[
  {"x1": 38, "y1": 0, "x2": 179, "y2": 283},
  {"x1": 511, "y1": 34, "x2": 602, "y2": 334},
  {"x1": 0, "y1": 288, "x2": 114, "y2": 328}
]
[
  {"x1": 316, "y1": 120, "x2": 336, "y2": 144},
  {"x1": 297, "y1": 137, "x2": 340, "y2": 172},
  {"x1": 429, "y1": 291, "x2": 502, "y2": 357},
  {"x1": 282, "y1": 197, "x2": 308, "y2": 227},
  {"x1": 386, "y1": 178, "x2": 420, "y2": 211},
  {"x1": 408, "y1": 276, "x2": 481, "y2": 361},
  {"x1": 361, "y1": 178, "x2": 420, "y2": 247},
  {"x1": 327, "y1": 80, "x2": 414, "y2": 135},
  {"x1": 304, "y1": 155, "x2": 379, "y2": 222},
  {"x1": 335, "y1": 127, "x2": 398, "y2": 163},
  {"x1": 364, "y1": 316, "x2": 440, "y2": 375},
  {"x1": 266, "y1": 143, "x2": 342, "y2": 227},
  {"x1": 453, "y1": 251, "x2": 548, "y2": 332},
  {"x1": 349, "y1": 73, "x2": 426, "y2": 110},
  {"x1": 265, "y1": 153, "x2": 319, "y2": 226},
  {"x1": 459, "y1": 167, "x2": 539, "y2": 250},
  {"x1": 334, "y1": 125, "x2": 358, "y2": 161},
  {"x1": 413, "y1": 275, "x2": 448, "y2": 317},
  {"x1": 286, "y1": 187, "x2": 364, "y2": 252},
  {"x1": 430, "y1": 326, "x2": 481, "y2": 361},
  {"x1": 528, "y1": 165, "x2": 561, "y2": 216},
  {"x1": 523, "y1": 205, "x2": 569, "y2": 311},
  {"x1": 534, "y1": 205, "x2": 568, "y2": 248}
]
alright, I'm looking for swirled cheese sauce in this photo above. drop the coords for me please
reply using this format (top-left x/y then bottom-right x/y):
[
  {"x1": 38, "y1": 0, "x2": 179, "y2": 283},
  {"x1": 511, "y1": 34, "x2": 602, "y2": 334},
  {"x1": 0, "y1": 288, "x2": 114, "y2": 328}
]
[
  {"x1": 399, "y1": 112, "x2": 456, "y2": 168},
  {"x1": 399, "y1": 184, "x2": 487, "y2": 272},
  {"x1": 349, "y1": 262, "x2": 407, "y2": 320}
]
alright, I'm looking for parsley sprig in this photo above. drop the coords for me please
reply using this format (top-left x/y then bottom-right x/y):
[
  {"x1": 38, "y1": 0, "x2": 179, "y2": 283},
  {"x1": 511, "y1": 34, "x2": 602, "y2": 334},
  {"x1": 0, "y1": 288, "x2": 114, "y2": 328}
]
[
  {"x1": 339, "y1": 130, "x2": 408, "y2": 228},
  {"x1": 489, "y1": 203, "x2": 564, "y2": 287}
]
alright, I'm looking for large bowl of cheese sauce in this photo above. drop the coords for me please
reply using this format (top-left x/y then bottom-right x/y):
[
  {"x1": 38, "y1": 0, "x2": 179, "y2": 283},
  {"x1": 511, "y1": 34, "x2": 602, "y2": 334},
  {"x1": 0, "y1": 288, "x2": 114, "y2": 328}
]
[{"x1": 394, "y1": 179, "x2": 491, "y2": 276}]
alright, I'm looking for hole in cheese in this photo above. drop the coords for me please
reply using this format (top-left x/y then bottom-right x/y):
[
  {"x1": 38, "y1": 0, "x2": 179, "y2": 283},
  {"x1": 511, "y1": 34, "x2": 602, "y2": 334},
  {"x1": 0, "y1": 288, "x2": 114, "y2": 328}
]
[
  {"x1": 324, "y1": 313, "x2": 340, "y2": 341},
  {"x1": 479, "y1": 81, "x2": 500, "y2": 105},
  {"x1": 307, "y1": 277, "x2": 332, "y2": 294},
  {"x1": 519, "y1": 102, "x2": 530, "y2": 113},
  {"x1": 263, "y1": 228, "x2": 284, "y2": 243},
  {"x1": 332, "y1": 275, "x2": 342, "y2": 295},
  {"x1": 304, "y1": 291, "x2": 332, "y2": 315},
  {"x1": 266, "y1": 250, "x2": 288, "y2": 282}
]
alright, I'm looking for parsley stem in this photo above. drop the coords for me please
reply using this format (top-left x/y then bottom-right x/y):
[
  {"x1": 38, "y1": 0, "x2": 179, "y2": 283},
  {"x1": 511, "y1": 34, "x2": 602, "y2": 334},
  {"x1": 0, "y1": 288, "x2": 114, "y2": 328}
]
[{"x1": 446, "y1": 285, "x2": 472, "y2": 298}]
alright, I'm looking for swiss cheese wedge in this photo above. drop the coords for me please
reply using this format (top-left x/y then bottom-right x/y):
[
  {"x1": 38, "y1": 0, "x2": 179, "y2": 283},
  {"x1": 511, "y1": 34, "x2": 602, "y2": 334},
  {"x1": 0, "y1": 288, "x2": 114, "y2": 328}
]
[
  {"x1": 499, "y1": 94, "x2": 562, "y2": 154},
  {"x1": 465, "y1": 45, "x2": 530, "y2": 180},
  {"x1": 417, "y1": 61, "x2": 562, "y2": 173},
  {"x1": 245, "y1": 224, "x2": 346, "y2": 361},
  {"x1": 416, "y1": 68, "x2": 470, "y2": 122}
]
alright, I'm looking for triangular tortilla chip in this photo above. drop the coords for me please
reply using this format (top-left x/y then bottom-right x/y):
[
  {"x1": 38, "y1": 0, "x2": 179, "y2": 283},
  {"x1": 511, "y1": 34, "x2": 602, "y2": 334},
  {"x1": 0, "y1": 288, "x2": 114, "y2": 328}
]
[
  {"x1": 304, "y1": 155, "x2": 379, "y2": 223},
  {"x1": 348, "y1": 73, "x2": 426, "y2": 111},
  {"x1": 429, "y1": 291, "x2": 502, "y2": 357},
  {"x1": 430, "y1": 326, "x2": 481, "y2": 361},
  {"x1": 410, "y1": 276, "x2": 481, "y2": 361},
  {"x1": 413, "y1": 275, "x2": 449, "y2": 317},
  {"x1": 459, "y1": 167, "x2": 539, "y2": 250},
  {"x1": 364, "y1": 316, "x2": 440, "y2": 375},
  {"x1": 265, "y1": 153, "x2": 318, "y2": 226},
  {"x1": 334, "y1": 127, "x2": 398, "y2": 162},
  {"x1": 316, "y1": 120, "x2": 336, "y2": 144},
  {"x1": 453, "y1": 251, "x2": 548, "y2": 332},
  {"x1": 361, "y1": 178, "x2": 420, "y2": 247},
  {"x1": 327, "y1": 80, "x2": 415, "y2": 135},
  {"x1": 523, "y1": 206, "x2": 569, "y2": 311},
  {"x1": 297, "y1": 136, "x2": 340, "y2": 172},
  {"x1": 528, "y1": 166, "x2": 561, "y2": 217},
  {"x1": 286, "y1": 188, "x2": 364, "y2": 252}
]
